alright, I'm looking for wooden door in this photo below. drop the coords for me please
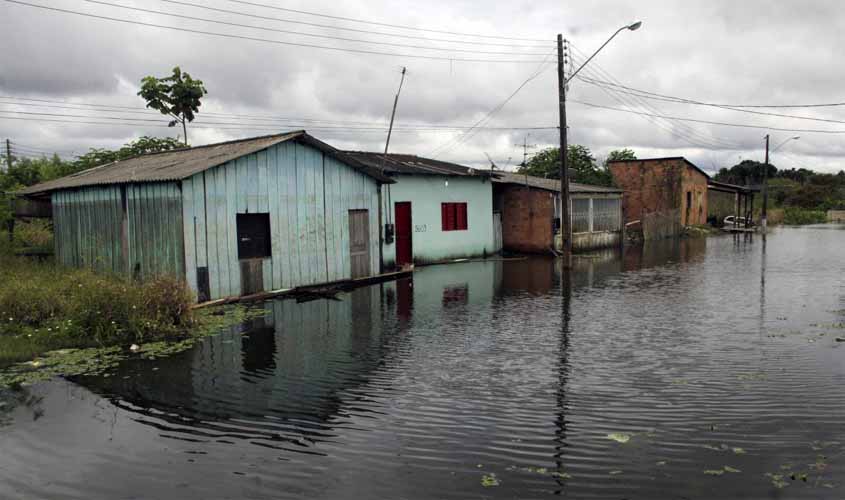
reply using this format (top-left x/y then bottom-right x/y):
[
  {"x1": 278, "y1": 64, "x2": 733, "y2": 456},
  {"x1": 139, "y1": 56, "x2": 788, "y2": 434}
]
[
  {"x1": 394, "y1": 201, "x2": 412, "y2": 266},
  {"x1": 348, "y1": 209, "x2": 371, "y2": 279}
]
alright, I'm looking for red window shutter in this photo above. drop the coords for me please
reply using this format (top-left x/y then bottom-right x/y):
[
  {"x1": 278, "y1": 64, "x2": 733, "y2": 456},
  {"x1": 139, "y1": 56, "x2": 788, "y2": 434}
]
[
  {"x1": 457, "y1": 203, "x2": 467, "y2": 230},
  {"x1": 447, "y1": 203, "x2": 456, "y2": 230}
]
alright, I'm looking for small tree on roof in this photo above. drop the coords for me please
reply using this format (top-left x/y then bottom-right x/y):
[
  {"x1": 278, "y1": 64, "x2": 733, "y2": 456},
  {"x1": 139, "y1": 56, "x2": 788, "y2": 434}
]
[{"x1": 138, "y1": 67, "x2": 207, "y2": 146}]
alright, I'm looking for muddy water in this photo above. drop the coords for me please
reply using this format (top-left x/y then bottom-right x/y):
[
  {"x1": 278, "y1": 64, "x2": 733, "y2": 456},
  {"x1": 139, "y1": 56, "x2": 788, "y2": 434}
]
[{"x1": 1, "y1": 225, "x2": 844, "y2": 499}]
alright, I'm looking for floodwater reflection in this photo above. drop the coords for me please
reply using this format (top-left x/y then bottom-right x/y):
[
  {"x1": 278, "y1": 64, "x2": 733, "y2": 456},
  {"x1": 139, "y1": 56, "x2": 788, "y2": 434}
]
[{"x1": 1, "y1": 227, "x2": 844, "y2": 499}]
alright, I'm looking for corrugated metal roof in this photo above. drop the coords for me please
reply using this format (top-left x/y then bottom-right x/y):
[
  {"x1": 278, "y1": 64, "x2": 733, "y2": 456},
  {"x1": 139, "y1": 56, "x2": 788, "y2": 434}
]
[
  {"x1": 19, "y1": 131, "x2": 393, "y2": 195},
  {"x1": 344, "y1": 151, "x2": 496, "y2": 177},
  {"x1": 492, "y1": 171, "x2": 623, "y2": 194}
]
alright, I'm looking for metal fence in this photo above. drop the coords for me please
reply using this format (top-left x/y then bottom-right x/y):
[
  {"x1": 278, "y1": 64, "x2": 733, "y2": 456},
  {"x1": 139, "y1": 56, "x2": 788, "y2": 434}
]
[{"x1": 571, "y1": 197, "x2": 622, "y2": 234}]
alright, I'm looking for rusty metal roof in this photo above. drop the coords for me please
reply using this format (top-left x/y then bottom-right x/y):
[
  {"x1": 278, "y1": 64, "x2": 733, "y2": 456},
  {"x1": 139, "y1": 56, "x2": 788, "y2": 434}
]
[
  {"x1": 19, "y1": 131, "x2": 393, "y2": 196},
  {"x1": 492, "y1": 171, "x2": 623, "y2": 194},
  {"x1": 344, "y1": 151, "x2": 497, "y2": 177}
]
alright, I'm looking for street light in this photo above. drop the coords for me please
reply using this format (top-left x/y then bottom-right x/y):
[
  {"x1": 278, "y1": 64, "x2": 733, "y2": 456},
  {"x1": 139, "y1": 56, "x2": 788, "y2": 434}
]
[
  {"x1": 557, "y1": 22, "x2": 642, "y2": 266},
  {"x1": 761, "y1": 134, "x2": 800, "y2": 233}
]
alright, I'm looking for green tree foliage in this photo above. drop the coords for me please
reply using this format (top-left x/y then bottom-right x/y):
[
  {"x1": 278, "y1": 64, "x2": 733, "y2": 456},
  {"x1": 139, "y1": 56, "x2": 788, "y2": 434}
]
[
  {"x1": 605, "y1": 148, "x2": 637, "y2": 165},
  {"x1": 138, "y1": 67, "x2": 207, "y2": 145},
  {"x1": 716, "y1": 160, "x2": 845, "y2": 210},
  {"x1": 0, "y1": 137, "x2": 184, "y2": 229},
  {"x1": 517, "y1": 144, "x2": 614, "y2": 186}
]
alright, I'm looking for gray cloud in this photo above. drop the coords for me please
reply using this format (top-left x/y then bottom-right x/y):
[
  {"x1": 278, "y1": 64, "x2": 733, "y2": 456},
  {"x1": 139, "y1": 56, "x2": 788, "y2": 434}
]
[{"x1": 0, "y1": 0, "x2": 843, "y2": 173}]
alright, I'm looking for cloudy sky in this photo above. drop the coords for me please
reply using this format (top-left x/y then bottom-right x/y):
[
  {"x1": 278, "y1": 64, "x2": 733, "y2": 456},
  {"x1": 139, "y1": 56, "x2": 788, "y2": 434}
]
[{"x1": 2, "y1": 0, "x2": 844, "y2": 174}]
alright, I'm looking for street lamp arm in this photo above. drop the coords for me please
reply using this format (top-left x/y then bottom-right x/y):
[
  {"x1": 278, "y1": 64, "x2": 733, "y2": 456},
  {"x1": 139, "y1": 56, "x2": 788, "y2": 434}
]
[
  {"x1": 771, "y1": 136, "x2": 800, "y2": 153},
  {"x1": 565, "y1": 26, "x2": 627, "y2": 84}
]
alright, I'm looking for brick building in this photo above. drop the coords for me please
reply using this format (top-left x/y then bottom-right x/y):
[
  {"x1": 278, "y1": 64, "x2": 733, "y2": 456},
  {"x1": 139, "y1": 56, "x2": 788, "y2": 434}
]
[
  {"x1": 492, "y1": 172, "x2": 623, "y2": 253},
  {"x1": 608, "y1": 157, "x2": 709, "y2": 230}
]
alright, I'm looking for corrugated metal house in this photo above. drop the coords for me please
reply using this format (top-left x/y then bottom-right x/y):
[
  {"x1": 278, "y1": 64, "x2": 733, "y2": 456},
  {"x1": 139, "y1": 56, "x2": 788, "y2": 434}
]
[
  {"x1": 491, "y1": 172, "x2": 624, "y2": 253},
  {"x1": 18, "y1": 131, "x2": 393, "y2": 302},
  {"x1": 344, "y1": 152, "x2": 496, "y2": 267}
]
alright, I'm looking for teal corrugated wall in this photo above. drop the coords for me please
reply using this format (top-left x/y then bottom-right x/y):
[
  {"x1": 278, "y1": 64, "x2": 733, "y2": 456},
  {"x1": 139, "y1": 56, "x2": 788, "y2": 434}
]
[
  {"x1": 182, "y1": 140, "x2": 380, "y2": 300},
  {"x1": 51, "y1": 182, "x2": 184, "y2": 279}
]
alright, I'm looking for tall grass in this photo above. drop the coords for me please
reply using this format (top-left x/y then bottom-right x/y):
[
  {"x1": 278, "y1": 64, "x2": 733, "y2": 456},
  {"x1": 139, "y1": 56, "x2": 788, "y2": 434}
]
[
  {"x1": 0, "y1": 256, "x2": 196, "y2": 367},
  {"x1": 782, "y1": 207, "x2": 827, "y2": 225}
]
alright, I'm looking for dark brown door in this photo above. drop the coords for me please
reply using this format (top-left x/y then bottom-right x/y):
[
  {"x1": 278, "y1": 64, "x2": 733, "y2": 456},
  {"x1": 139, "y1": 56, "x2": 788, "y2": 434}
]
[
  {"x1": 394, "y1": 201, "x2": 412, "y2": 266},
  {"x1": 349, "y1": 209, "x2": 371, "y2": 279}
]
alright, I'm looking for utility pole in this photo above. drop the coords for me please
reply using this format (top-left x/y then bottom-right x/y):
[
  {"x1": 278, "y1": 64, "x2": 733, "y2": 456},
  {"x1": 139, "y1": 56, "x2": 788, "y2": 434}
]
[
  {"x1": 382, "y1": 66, "x2": 406, "y2": 168},
  {"x1": 557, "y1": 34, "x2": 571, "y2": 267},
  {"x1": 761, "y1": 134, "x2": 769, "y2": 234},
  {"x1": 5, "y1": 139, "x2": 12, "y2": 172}
]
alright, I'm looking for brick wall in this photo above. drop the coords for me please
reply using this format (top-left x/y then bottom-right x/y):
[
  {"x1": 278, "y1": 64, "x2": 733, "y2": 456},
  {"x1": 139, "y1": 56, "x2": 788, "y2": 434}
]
[
  {"x1": 681, "y1": 166, "x2": 709, "y2": 225},
  {"x1": 609, "y1": 159, "x2": 684, "y2": 224},
  {"x1": 499, "y1": 185, "x2": 554, "y2": 253},
  {"x1": 609, "y1": 158, "x2": 708, "y2": 227}
]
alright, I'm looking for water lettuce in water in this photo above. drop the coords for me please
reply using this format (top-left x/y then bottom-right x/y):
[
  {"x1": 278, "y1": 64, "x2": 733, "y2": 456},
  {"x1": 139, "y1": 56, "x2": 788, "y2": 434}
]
[
  {"x1": 607, "y1": 433, "x2": 631, "y2": 444},
  {"x1": 481, "y1": 473, "x2": 500, "y2": 487}
]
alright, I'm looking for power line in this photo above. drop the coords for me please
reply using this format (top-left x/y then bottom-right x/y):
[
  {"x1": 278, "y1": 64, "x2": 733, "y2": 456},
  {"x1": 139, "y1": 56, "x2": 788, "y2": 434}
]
[
  {"x1": 0, "y1": 112, "x2": 555, "y2": 132},
  {"x1": 224, "y1": 0, "x2": 550, "y2": 42},
  {"x1": 79, "y1": 0, "x2": 549, "y2": 56},
  {"x1": 568, "y1": 99, "x2": 845, "y2": 134},
  {"x1": 428, "y1": 48, "x2": 557, "y2": 157},
  {"x1": 576, "y1": 75, "x2": 845, "y2": 126},
  {"x1": 568, "y1": 47, "x2": 743, "y2": 151},
  {"x1": 159, "y1": 0, "x2": 551, "y2": 49},
  {"x1": 573, "y1": 75, "x2": 845, "y2": 109},
  {"x1": 4, "y1": 0, "x2": 548, "y2": 63}
]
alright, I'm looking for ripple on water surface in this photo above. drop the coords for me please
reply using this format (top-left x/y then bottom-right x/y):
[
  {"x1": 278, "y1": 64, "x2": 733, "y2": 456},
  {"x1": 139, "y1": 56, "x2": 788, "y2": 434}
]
[{"x1": 1, "y1": 226, "x2": 845, "y2": 499}]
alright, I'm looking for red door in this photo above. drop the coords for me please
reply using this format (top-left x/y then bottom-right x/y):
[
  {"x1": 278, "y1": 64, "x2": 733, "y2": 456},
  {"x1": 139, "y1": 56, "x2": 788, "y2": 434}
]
[{"x1": 394, "y1": 202, "x2": 412, "y2": 266}]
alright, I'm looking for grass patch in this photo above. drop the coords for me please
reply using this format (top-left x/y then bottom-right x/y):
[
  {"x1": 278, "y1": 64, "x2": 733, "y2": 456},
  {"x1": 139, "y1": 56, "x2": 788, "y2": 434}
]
[
  {"x1": 0, "y1": 255, "x2": 243, "y2": 372},
  {"x1": 782, "y1": 207, "x2": 827, "y2": 225}
]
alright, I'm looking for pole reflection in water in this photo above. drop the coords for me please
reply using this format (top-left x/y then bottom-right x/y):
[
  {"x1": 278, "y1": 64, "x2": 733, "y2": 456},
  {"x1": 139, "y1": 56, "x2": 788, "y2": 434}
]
[{"x1": 554, "y1": 264, "x2": 572, "y2": 495}]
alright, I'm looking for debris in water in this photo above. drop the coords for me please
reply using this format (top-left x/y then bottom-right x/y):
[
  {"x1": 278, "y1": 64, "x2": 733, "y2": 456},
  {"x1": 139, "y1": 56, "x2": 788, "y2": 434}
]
[
  {"x1": 607, "y1": 433, "x2": 631, "y2": 444},
  {"x1": 835, "y1": 337, "x2": 845, "y2": 342},
  {"x1": 481, "y1": 473, "x2": 499, "y2": 487},
  {"x1": 732, "y1": 447, "x2": 746, "y2": 455},
  {"x1": 723, "y1": 466, "x2": 741, "y2": 473},
  {"x1": 704, "y1": 469, "x2": 725, "y2": 476},
  {"x1": 656, "y1": 461, "x2": 667, "y2": 466},
  {"x1": 130, "y1": 344, "x2": 141, "y2": 352},
  {"x1": 609, "y1": 470, "x2": 623, "y2": 475}
]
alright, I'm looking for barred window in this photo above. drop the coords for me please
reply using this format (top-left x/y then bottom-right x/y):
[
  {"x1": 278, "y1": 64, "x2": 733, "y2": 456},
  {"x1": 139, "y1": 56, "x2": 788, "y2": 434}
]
[
  {"x1": 592, "y1": 198, "x2": 622, "y2": 232},
  {"x1": 572, "y1": 198, "x2": 591, "y2": 233}
]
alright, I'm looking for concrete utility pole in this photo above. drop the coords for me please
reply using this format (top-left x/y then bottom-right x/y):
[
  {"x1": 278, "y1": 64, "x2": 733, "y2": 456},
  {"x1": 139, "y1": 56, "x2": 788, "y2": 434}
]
[
  {"x1": 557, "y1": 22, "x2": 641, "y2": 267},
  {"x1": 5, "y1": 139, "x2": 11, "y2": 171},
  {"x1": 382, "y1": 66, "x2": 407, "y2": 165},
  {"x1": 761, "y1": 134, "x2": 770, "y2": 233},
  {"x1": 557, "y1": 34, "x2": 571, "y2": 266}
]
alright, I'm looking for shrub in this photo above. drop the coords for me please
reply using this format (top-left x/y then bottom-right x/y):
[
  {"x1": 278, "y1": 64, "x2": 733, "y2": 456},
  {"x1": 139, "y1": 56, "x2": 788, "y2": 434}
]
[
  {"x1": 782, "y1": 207, "x2": 827, "y2": 225},
  {"x1": 0, "y1": 258, "x2": 196, "y2": 366}
]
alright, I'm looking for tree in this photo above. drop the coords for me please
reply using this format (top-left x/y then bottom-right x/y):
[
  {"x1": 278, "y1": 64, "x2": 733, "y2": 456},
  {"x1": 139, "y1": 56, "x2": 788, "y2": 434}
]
[
  {"x1": 517, "y1": 144, "x2": 614, "y2": 186},
  {"x1": 138, "y1": 67, "x2": 207, "y2": 145},
  {"x1": 714, "y1": 159, "x2": 776, "y2": 186},
  {"x1": 73, "y1": 136, "x2": 184, "y2": 172},
  {"x1": 605, "y1": 148, "x2": 637, "y2": 166}
]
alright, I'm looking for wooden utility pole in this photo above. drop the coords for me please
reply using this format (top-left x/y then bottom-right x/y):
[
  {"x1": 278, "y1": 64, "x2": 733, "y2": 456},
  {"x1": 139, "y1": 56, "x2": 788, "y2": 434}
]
[
  {"x1": 382, "y1": 67, "x2": 407, "y2": 164},
  {"x1": 761, "y1": 134, "x2": 770, "y2": 234},
  {"x1": 557, "y1": 34, "x2": 571, "y2": 267},
  {"x1": 5, "y1": 139, "x2": 12, "y2": 171}
]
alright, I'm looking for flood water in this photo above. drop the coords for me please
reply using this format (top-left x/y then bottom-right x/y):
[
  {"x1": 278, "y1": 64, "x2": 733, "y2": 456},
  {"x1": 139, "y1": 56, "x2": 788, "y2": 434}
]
[{"x1": 2, "y1": 225, "x2": 844, "y2": 499}]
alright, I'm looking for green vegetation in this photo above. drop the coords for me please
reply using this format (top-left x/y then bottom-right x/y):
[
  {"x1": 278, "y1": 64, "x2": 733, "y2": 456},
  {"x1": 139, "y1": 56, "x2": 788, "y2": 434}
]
[
  {"x1": 138, "y1": 66, "x2": 207, "y2": 145},
  {"x1": 0, "y1": 255, "x2": 199, "y2": 368},
  {"x1": 516, "y1": 145, "x2": 633, "y2": 186},
  {"x1": 782, "y1": 207, "x2": 827, "y2": 225},
  {"x1": 0, "y1": 136, "x2": 184, "y2": 237},
  {"x1": 715, "y1": 160, "x2": 845, "y2": 224}
]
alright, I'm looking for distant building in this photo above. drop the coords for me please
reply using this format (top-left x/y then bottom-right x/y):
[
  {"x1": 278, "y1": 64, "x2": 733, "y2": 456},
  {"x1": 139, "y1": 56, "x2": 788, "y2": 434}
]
[
  {"x1": 491, "y1": 172, "x2": 623, "y2": 253},
  {"x1": 344, "y1": 152, "x2": 496, "y2": 267},
  {"x1": 18, "y1": 131, "x2": 393, "y2": 302},
  {"x1": 608, "y1": 157, "x2": 709, "y2": 238}
]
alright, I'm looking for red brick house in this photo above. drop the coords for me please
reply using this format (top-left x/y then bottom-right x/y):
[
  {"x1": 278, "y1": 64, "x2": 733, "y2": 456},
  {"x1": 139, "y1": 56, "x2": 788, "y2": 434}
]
[
  {"x1": 492, "y1": 172, "x2": 623, "y2": 253},
  {"x1": 608, "y1": 157, "x2": 709, "y2": 230}
]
